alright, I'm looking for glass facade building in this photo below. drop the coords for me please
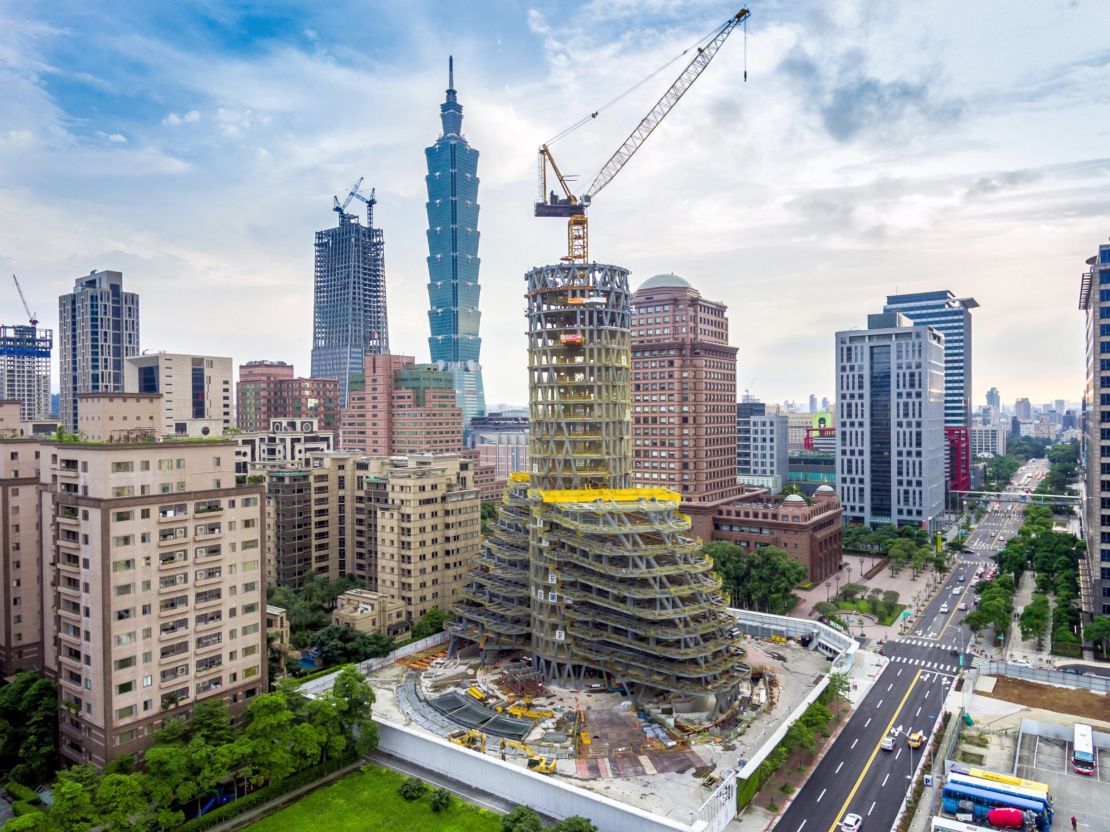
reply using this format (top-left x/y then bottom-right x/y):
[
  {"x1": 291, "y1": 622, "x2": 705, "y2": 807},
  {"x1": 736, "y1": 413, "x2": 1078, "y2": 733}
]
[
  {"x1": 884, "y1": 290, "x2": 978, "y2": 427},
  {"x1": 311, "y1": 190, "x2": 388, "y2": 408},
  {"x1": 424, "y1": 57, "x2": 485, "y2": 436}
]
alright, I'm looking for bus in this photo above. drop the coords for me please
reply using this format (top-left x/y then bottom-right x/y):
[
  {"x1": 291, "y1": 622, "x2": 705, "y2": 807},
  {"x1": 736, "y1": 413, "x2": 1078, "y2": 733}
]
[
  {"x1": 1072, "y1": 723, "x2": 1096, "y2": 776},
  {"x1": 930, "y1": 818, "x2": 983, "y2": 832},
  {"x1": 955, "y1": 765, "x2": 1052, "y2": 797},
  {"x1": 940, "y1": 782, "x2": 1051, "y2": 830},
  {"x1": 947, "y1": 773, "x2": 1053, "y2": 819}
]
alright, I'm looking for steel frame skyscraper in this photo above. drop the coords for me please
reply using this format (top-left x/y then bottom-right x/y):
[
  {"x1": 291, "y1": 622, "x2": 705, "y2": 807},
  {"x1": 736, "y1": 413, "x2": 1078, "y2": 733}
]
[
  {"x1": 312, "y1": 191, "x2": 388, "y2": 408},
  {"x1": 424, "y1": 57, "x2": 485, "y2": 437}
]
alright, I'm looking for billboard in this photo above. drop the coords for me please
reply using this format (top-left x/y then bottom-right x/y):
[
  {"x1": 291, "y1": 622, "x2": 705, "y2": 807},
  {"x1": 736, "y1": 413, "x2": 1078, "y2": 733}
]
[{"x1": 812, "y1": 412, "x2": 833, "y2": 430}]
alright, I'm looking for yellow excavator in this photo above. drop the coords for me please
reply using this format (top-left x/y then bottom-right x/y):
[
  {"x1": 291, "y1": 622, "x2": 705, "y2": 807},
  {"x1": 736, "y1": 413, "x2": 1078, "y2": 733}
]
[
  {"x1": 500, "y1": 739, "x2": 557, "y2": 775},
  {"x1": 447, "y1": 729, "x2": 486, "y2": 753}
]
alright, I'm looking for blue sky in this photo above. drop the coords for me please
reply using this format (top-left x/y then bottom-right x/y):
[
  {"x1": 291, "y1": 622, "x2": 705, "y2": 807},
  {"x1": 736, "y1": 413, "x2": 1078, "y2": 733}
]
[{"x1": 2, "y1": 0, "x2": 1109, "y2": 408}]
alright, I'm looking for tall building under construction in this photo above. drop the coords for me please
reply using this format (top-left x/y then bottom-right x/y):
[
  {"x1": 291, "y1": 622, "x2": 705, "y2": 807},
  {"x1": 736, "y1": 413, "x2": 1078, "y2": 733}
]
[
  {"x1": 451, "y1": 262, "x2": 743, "y2": 713},
  {"x1": 0, "y1": 324, "x2": 51, "y2": 420}
]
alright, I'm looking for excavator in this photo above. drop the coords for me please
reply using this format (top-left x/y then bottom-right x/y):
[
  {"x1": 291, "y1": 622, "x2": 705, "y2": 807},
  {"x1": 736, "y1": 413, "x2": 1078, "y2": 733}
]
[
  {"x1": 500, "y1": 739, "x2": 557, "y2": 774},
  {"x1": 535, "y1": 8, "x2": 750, "y2": 263},
  {"x1": 447, "y1": 729, "x2": 486, "y2": 753}
]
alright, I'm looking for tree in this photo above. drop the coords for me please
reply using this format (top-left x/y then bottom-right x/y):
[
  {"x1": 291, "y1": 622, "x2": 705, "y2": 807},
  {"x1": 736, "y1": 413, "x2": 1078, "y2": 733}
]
[
  {"x1": 92, "y1": 773, "x2": 152, "y2": 832},
  {"x1": 411, "y1": 607, "x2": 448, "y2": 640},
  {"x1": 502, "y1": 806, "x2": 544, "y2": 832},
  {"x1": 0, "y1": 671, "x2": 59, "y2": 785},
  {"x1": 399, "y1": 776, "x2": 428, "y2": 801},
  {"x1": 785, "y1": 719, "x2": 816, "y2": 754},
  {"x1": 824, "y1": 672, "x2": 851, "y2": 715},
  {"x1": 839, "y1": 583, "x2": 866, "y2": 602},
  {"x1": 553, "y1": 818, "x2": 599, "y2": 832},
  {"x1": 1084, "y1": 615, "x2": 1110, "y2": 655},
  {"x1": 242, "y1": 692, "x2": 299, "y2": 784},
  {"x1": 430, "y1": 787, "x2": 453, "y2": 813},
  {"x1": 191, "y1": 698, "x2": 235, "y2": 747},
  {"x1": 1018, "y1": 594, "x2": 1050, "y2": 650}
]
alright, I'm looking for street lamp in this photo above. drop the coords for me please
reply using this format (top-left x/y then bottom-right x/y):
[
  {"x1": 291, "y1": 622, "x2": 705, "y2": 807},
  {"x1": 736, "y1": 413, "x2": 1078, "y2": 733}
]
[
  {"x1": 825, "y1": 580, "x2": 832, "y2": 602},
  {"x1": 847, "y1": 564, "x2": 853, "y2": 586},
  {"x1": 860, "y1": 556, "x2": 866, "y2": 578}
]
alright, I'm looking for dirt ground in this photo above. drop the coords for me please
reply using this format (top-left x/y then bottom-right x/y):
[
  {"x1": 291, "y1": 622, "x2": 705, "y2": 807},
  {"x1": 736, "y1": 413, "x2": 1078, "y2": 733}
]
[{"x1": 979, "y1": 676, "x2": 1110, "y2": 722}]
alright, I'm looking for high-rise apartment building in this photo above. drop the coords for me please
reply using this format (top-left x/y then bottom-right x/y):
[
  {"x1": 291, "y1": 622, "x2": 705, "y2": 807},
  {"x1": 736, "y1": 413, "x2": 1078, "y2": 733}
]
[
  {"x1": 59, "y1": 270, "x2": 140, "y2": 431},
  {"x1": 236, "y1": 361, "x2": 340, "y2": 434},
  {"x1": 836, "y1": 311, "x2": 946, "y2": 529},
  {"x1": 1014, "y1": 397, "x2": 1033, "y2": 422},
  {"x1": 969, "y1": 425, "x2": 1007, "y2": 457},
  {"x1": 452, "y1": 262, "x2": 742, "y2": 712},
  {"x1": 0, "y1": 438, "x2": 43, "y2": 675},
  {"x1": 1079, "y1": 239, "x2": 1110, "y2": 615},
  {"x1": 0, "y1": 325, "x2": 52, "y2": 420},
  {"x1": 884, "y1": 290, "x2": 977, "y2": 426},
  {"x1": 39, "y1": 439, "x2": 266, "y2": 766},
  {"x1": 986, "y1": 387, "x2": 1001, "y2": 411},
  {"x1": 311, "y1": 192, "x2": 388, "y2": 408},
  {"x1": 629, "y1": 274, "x2": 739, "y2": 504},
  {"x1": 425, "y1": 58, "x2": 485, "y2": 437},
  {"x1": 736, "y1": 400, "x2": 764, "y2": 479},
  {"x1": 125, "y1": 352, "x2": 233, "y2": 436},
  {"x1": 339, "y1": 354, "x2": 463, "y2": 456}
]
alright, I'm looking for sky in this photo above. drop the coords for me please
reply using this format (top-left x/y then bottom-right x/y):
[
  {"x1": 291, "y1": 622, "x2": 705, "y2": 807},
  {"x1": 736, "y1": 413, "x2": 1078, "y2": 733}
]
[{"x1": 1, "y1": 0, "x2": 1108, "y2": 410}]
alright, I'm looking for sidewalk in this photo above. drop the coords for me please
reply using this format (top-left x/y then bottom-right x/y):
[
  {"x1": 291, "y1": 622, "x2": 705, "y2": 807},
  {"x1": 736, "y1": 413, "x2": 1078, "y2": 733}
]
[{"x1": 1003, "y1": 572, "x2": 1056, "y2": 667}]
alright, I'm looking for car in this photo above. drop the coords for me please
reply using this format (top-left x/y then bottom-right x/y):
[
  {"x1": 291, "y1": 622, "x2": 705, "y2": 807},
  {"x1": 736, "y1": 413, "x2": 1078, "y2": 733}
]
[
  {"x1": 957, "y1": 574, "x2": 965, "y2": 582},
  {"x1": 958, "y1": 602, "x2": 967, "y2": 611},
  {"x1": 952, "y1": 588, "x2": 962, "y2": 595},
  {"x1": 907, "y1": 731, "x2": 925, "y2": 749},
  {"x1": 881, "y1": 736, "x2": 895, "y2": 752},
  {"x1": 840, "y1": 813, "x2": 863, "y2": 832},
  {"x1": 1010, "y1": 659, "x2": 1032, "y2": 667},
  {"x1": 1061, "y1": 667, "x2": 1084, "y2": 675},
  {"x1": 939, "y1": 604, "x2": 949, "y2": 614}
]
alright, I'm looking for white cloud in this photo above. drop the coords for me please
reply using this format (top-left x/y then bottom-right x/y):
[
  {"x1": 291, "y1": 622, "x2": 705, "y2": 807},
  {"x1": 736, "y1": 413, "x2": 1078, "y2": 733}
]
[
  {"x1": 95, "y1": 130, "x2": 128, "y2": 143},
  {"x1": 163, "y1": 109, "x2": 200, "y2": 126}
]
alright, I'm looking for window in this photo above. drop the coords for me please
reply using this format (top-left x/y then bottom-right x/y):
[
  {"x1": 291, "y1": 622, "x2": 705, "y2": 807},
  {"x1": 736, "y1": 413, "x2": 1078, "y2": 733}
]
[
  {"x1": 114, "y1": 656, "x2": 136, "y2": 671},
  {"x1": 112, "y1": 486, "x2": 134, "y2": 498},
  {"x1": 115, "y1": 632, "x2": 136, "y2": 647},
  {"x1": 117, "y1": 681, "x2": 134, "y2": 695},
  {"x1": 158, "y1": 460, "x2": 173, "y2": 471},
  {"x1": 114, "y1": 583, "x2": 134, "y2": 597},
  {"x1": 113, "y1": 510, "x2": 134, "y2": 522},
  {"x1": 112, "y1": 559, "x2": 135, "y2": 572},
  {"x1": 111, "y1": 461, "x2": 134, "y2": 473},
  {"x1": 115, "y1": 705, "x2": 137, "y2": 719}
]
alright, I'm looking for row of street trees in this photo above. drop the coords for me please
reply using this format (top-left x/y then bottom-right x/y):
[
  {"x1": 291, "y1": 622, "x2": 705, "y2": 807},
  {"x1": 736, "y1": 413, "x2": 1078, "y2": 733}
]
[
  {"x1": 703, "y1": 543, "x2": 807, "y2": 614},
  {"x1": 7, "y1": 668, "x2": 377, "y2": 831}
]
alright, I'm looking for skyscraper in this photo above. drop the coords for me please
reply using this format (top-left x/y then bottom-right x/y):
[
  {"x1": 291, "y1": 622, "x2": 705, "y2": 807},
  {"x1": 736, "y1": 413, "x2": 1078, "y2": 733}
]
[
  {"x1": 0, "y1": 324, "x2": 51, "y2": 420},
  {"x1": 1014, "y1": 397, "x2": 1032, "y2": 421},
  {"x1": 884, "y1": 290, "x2": 978, "y2": 426},
  {"x1": 311, "y1": 185, "x2": 388, "y2": 408},
  {"x1": 836, "y1": 311, "x2": 946, "y2": 529},
  {"x1": 425, "y1": 57, "x2": 485, "y2": 437},
  {"x1": 986, "y1": 386, "x2": 1001, "y2": 411},
  {"x1": 59, "y1": 270, "x2": 140, "y2": 431}
]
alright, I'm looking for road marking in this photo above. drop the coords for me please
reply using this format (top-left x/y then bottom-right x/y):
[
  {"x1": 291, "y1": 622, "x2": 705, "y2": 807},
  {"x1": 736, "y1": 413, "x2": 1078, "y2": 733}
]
[
  {"x1": 895, "y1": 748, "x2": 902, "y2": 760},
  {"x1": 824, "y1": 669, "x2": 924, "y2": 832},
  {"x1": 868, "y1": 801, "x2": 876, "y2": 816},
  {"x1": 817, "y1": 788, "x2": 826, "y2": 802},
  {"x1": 851, "y1": 738, "x2": 858, "y2": 749},
  {"x1": 797, "y1": 821, "x2": 807, "y2": 832},
  {"x1": 882, "y1": 773, "x2": 890, "y2": 787},
  {"x1": 897, "y1": 668, "x2": 903, "y2": 677},
  {"x1": 835, "y1": 761, "x2": 844, "y2": 774},
  {"x1": 864, "y1": 718, "x2": 871, "y2": 728},
  {"x1": 876, "y1": 699, "x2": 883, "y2": 708},
  {"x1": 887, "y1": 683, "x2": 893, "y2": 691}
]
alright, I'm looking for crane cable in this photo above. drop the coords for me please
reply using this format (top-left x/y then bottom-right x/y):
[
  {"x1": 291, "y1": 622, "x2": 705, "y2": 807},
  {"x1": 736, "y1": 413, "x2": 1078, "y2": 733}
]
[{"x1": 544, "y1": 15, "x2": 732, "y2": 148}]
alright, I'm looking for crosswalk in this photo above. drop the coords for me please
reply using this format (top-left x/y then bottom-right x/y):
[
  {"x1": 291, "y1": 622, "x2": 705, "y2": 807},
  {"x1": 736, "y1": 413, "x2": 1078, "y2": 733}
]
[
  {"x1": 900, "y1": 637, "x2": 946, "y2": 648},
  {"x1": 888, "y1": 654, "x2": 959, "y2": 675}
]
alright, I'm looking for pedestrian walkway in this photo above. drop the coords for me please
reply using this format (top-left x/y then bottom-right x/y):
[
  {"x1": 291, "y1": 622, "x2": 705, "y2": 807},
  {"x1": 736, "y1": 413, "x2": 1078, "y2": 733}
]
[
  {"x1": 1004, "y1": 572, "x2": 1057, "y2": 668},
  {"x1": 885, "y1": 654, "x2": 960, "y2": 676}
]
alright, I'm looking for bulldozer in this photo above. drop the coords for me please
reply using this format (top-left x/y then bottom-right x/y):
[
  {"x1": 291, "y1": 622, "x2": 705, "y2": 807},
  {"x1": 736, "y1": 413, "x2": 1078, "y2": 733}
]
[{"x1": 447, "y1": 729, "x2": 486, "y2": 753}]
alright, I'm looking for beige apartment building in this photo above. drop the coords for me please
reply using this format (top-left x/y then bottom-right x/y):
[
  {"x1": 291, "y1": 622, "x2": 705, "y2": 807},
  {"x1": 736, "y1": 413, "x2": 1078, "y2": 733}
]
[
  {"x1": 77, "y1": 393, "x2": 161, "y2": 441},
  {"x1": 124, "y1": 352, "x2": 234, "y2": 437},
  {"x1": 353, "y1": 454, "x2": 480, "y2": 622},
  {"x1": 332, "y1": 588, "x2": 408, "y2": 637},
  {"x1": 40, "y1": 439, "x2": 266, "y2": 767},
  {"x1": 0, "y1": 438, "x2": 43, "y2": 674}
]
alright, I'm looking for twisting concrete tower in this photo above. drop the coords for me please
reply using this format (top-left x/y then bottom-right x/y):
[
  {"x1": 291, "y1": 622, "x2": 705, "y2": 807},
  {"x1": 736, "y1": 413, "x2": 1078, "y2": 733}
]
[{"x1": 452, "y1": 262, "x2": 743, "y2": 713}]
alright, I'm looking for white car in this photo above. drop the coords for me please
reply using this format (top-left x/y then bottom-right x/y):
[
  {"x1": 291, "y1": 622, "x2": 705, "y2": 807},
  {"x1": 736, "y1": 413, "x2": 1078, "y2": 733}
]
[
  {"x1": 952, "y1": 588, "x2": 962, "y2": 595},
  {"x1": 841, "y1": 813, "x2": 863, "y2": 832},
  {"x1": 958, "y1": 602, "x2": 968, "y2": 611},
  {"x1": 940, "y1": 604, "x2": 949, "y2": 614}
]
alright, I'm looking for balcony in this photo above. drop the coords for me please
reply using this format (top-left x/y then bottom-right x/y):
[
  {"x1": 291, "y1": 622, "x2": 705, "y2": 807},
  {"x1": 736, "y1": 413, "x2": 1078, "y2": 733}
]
[{"x1": 194, "y1": 502, "x2": 223, "y2": 515}]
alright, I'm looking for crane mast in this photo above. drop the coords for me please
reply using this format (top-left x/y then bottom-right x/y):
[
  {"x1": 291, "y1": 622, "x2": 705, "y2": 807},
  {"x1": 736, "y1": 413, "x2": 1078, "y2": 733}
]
[{"x1": 534, "y1": 8, "x2": 750, "y2": 263}]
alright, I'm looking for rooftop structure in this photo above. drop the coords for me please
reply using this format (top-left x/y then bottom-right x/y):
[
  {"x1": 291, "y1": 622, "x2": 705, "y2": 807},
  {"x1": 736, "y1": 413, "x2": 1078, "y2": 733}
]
[
  {"x1": 452, "y1": 262, "x2": 743, "y2": 713},
  {"x1": 425, "y1": 57, "x2": 486, "y2": 437},
  {"x1": 125, "y1": 352, "x2": 233, "y2": 436}
]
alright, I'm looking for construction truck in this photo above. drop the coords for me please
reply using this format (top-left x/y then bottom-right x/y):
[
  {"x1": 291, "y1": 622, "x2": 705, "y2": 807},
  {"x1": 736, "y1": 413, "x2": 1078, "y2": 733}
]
[{"x1": 447, "y1": 729, "x2": 486, "y2": 753}]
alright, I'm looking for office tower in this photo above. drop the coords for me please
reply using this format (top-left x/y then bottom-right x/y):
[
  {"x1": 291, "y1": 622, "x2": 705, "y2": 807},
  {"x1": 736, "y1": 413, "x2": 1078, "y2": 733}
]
[
  {"x1": 835, "y1": 311, "x2": 946, "y2": 529},
  {"x1": 1080, "y1": 240, "x2": 1110, "y2": 615},
  {"x1": 311, "y1": 188, "x2": 388, "y2": 408},
  {"x1": 808, "y1": 394, "x2": 817, "y2": 413},
  {"x1": 0, "y1": 438, "x2": 42, "y2": 674},
  {"x1": 125, "y1": 352, "x2": 233, "y2": 436},
  {"x1": 629, "y1": 274, "x2": 740, "y2": 503},
  {"x1": 969, "y1": 425, "x2": 1007, "y2": 457},
  {"x1": 40, "y1": 439, "x2": 265, "y2": 766},
  {"x1": 425, "y1": 57, "x2": 485, "y2": 438},
  {"x1": 339, "y1": 354, "x2": 463, "y2": 456},
  {"x1": 884, "y1": 290, "x2": 977, "y2": 426},
  {"x1": 986, "y1": 387, "x2": 1001, "y2": 412},
  {"x1": 736, "y1": 400, "x2": 764, "y2": 479},
  {"x1": 1055, "y1": 399, "x2": 1066, "y2": 416},
  {"x1": 736, "y1": 401, "x2": 788, "y2": 490},
  {"x1": 0, "y1": 325, "x2": 52, "y2": 420},
  {"x1": 821, "y1": 397, "x2": 830, "y2": 411},
  {"x1": 236, "y1": 361, "x2": 340, "y2": 434},
  {"x1": 59, "y1": 270, "x2": 140, "y2": 431},
  {"x1": 469, "y1": 410, "x2": 529, "y2": 480},
  {"x1": 1014, "y1": 397, "x2": 1032, "y2": 422},
  {"x1": 452, "y1": 263, "x2": 742, "y2": 712}
]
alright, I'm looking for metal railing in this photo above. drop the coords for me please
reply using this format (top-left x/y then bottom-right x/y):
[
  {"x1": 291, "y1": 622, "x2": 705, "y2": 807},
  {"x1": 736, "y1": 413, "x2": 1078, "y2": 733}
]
[{"x1": 970, "y1": 658, "x2": 1110, "y2": 693}]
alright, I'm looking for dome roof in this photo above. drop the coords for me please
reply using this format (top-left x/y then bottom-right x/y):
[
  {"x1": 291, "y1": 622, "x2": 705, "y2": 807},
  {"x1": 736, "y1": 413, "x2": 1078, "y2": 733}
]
[
  {"x1": 638, "y1": 272, "x2": 691, "y2": 291},
  {"x1": 783, "y1": 493, "x2": 806, "y2": 503},
  {"x1": 815, "y1": 485, "x2": 835, "y2": 493}
]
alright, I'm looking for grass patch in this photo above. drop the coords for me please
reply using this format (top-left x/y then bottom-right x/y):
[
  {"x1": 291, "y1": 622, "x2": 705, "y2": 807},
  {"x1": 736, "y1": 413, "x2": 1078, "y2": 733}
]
[
  {"x1": 243, "y1": 765, "x2": 501, "y2": 832},
  {"x1": 835, "y1": 599, "x2": 906, "y2": 626}
]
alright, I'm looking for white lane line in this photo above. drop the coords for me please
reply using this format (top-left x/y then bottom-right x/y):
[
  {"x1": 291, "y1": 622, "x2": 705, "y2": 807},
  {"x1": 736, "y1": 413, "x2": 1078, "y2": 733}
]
[
  {"x1": 916, "y1": 706, "x2": 922, "y2": 717},
  {"x1": 895, "y1": 748, "x2": 902, "y2": 760},
  {"x1": 851, "y1": 738, "x2": 859, "y2": 749},
  {"x1": 897, "y1": 668, "x2": 903, "y2": 677},
  {"x1": 864, "y1": 718, "x2": 871, "y2": 728},
  {"x1": 868, "y1": 801, "x2": 876, "y2": 816},
  {"x1": 817, "y1": 788, "x2": 826, "y2": 802},
  {"x1": 882, "y1": 773, "x2": 890, "y2": 787},
  {"x1": 877, "y1": 699, "x2": 884, "y2": 709},
  {"x1": 797, "y1": 821, "x2": 807, "y2": 832},
  {"x1": 887, "y1": 683, "x2": 893, "y2": 691},
  {"x1": 835, "y1": 761, "x2": 844, "y2": 774}
]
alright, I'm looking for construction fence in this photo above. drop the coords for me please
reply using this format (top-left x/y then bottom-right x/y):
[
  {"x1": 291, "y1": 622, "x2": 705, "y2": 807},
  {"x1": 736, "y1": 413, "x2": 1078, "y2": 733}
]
[{"x1": 970, "y1": 659, "x2": 1110, "y2": 694}]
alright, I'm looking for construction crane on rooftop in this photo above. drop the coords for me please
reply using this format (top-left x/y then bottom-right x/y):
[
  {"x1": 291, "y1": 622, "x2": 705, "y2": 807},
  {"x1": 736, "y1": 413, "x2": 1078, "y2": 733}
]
[
  {"x1": 535, "y1": 7, "x2": 750, "y2": 263},
  {"x1": 11, "y1": 274, "x2": 38, "y2": 327}
]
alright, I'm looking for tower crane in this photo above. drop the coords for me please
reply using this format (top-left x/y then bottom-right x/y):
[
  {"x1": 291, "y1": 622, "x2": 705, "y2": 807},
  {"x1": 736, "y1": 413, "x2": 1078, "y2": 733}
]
[
  {"x1": 535, "y1": 8, "x2": 750, "y2": 263},
  {"x1": 332, "y1": 176, "x2": 365, "y2": 218},
  {"x1": 11, "y1": 274, "x2": 38, "y2": 327}
]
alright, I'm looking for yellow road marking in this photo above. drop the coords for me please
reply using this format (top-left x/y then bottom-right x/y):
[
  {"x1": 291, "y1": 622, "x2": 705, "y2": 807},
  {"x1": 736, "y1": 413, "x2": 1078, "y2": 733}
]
[{"x1": 824, "y1": 669, "x2": 924, "y2": 832}]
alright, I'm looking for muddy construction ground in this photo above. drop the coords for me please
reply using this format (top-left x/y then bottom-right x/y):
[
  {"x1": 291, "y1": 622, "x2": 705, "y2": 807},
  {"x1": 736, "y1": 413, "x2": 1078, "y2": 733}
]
[{"x1": 979, "y1": 676, "x2": 1110, "y2": 722}]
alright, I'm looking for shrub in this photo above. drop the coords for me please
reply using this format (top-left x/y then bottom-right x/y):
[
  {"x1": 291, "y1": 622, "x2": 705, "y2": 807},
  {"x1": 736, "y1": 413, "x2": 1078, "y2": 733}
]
[
  {"x1": 502, "y1": 805, "x2": 544, "y2": 832},
  {"x1": 399, "y1": 776, "x2": 428, "y2": 801},
  {"x1": 12, "y1": 801, "x2": 43, "y2": 817},
  {"x1": 5, "y1": 782, "x2": 39, "y2": 803},
  {"x1": 430, "y1": 787, "x2": 452, "y2": 813}
]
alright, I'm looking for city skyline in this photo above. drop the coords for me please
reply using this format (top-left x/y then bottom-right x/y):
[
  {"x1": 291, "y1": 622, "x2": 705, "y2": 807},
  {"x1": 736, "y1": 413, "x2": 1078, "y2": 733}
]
[{"x1": 1, "y1": 2, "x2": 1106, "y2": 406}]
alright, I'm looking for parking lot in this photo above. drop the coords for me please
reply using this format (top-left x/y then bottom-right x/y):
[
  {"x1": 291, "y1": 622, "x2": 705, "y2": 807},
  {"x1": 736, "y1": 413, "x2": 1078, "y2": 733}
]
[{"x1": 1014, "y1": 733, "x2": 1110, "y2": 830}]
